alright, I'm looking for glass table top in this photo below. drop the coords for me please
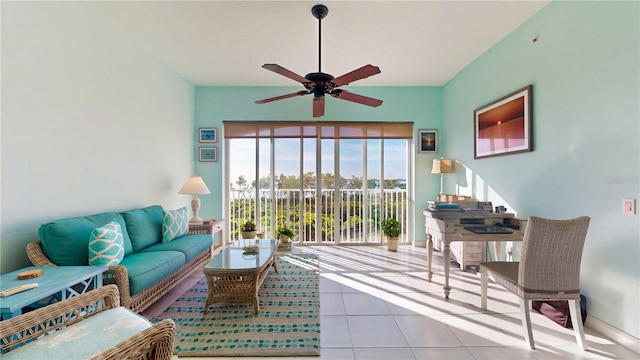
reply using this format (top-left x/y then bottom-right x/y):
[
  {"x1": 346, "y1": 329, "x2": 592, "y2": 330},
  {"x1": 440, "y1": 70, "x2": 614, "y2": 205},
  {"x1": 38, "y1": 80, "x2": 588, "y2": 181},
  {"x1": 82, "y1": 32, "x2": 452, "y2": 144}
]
[{"x1": 204, "y1": 239, "x2": 278, "y2": 271}]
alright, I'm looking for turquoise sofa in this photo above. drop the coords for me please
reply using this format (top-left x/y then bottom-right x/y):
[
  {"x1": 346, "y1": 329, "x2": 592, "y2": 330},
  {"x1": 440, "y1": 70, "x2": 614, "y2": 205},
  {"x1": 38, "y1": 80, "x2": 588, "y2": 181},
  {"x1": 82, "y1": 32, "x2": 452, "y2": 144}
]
[{"x1": 26, "y1": 205, "x2": 213, "y2": 313}]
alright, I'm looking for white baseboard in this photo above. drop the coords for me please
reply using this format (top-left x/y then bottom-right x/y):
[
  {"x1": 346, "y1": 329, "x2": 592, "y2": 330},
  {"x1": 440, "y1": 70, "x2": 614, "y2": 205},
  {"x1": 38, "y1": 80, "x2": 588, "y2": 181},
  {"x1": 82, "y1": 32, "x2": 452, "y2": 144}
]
[{"x1": 586, "y1": 315, "x2": 640, "y2": 355}]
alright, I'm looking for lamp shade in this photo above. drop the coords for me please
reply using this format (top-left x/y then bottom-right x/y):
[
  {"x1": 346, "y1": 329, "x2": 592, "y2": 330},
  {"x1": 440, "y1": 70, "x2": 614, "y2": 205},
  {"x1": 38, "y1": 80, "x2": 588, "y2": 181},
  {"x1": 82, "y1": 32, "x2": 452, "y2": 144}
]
[
  {"x1": 178, "y1": 176, "x2": 211, "y2": 195},
  {"x1": 431, "y1": 159, "x2": 453, "y2": 174}
]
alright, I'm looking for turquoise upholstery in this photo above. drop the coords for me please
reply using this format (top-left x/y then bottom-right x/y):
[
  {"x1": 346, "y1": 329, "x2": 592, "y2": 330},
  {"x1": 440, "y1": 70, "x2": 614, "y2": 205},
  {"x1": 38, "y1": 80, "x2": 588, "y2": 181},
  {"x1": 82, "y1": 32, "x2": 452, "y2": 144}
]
[
  {"x1": 2, "y1": 307, "x2": 150, "y2": 359},
  {"x1": 39, "y1": 212, "x2": 132, "y2": 266},
  {"x1": 119, "y1": 251, "x2": 186, "y2": 295},
  {"x1": 140, "y1": 234, "x2": 213, "y2": 262},
  {"x1": 121, "y1": 205, "x2": 164, "y2": 252},
  {"x1": 38, "y1": 205, "x2": 212, "y2": 304}
]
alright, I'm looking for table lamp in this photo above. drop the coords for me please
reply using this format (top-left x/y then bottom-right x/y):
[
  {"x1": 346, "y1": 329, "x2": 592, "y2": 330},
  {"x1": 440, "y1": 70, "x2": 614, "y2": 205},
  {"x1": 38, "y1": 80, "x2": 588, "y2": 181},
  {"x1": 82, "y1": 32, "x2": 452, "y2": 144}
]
[
  {"x1": 179, "y1": 175, "x2": 211, "y2": 225},
  {"x1": 431, "y1": 158, "x2": 453, "y2": 195}
]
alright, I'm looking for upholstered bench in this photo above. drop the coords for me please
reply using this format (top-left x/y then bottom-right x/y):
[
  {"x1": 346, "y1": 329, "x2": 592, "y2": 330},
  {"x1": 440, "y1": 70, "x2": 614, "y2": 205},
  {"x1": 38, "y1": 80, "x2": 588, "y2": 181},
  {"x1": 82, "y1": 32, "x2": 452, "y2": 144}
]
[{"x1": 0, "y1": 285, "x2": 175, "y2": 360}]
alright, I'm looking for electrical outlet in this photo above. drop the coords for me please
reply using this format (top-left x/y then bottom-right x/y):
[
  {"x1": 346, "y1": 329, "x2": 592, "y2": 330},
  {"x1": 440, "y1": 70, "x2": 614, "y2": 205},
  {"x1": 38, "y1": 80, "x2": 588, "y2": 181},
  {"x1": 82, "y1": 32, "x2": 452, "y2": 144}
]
[{"x1": 622, "y1": 198, "x2": 636, "y2": 215}]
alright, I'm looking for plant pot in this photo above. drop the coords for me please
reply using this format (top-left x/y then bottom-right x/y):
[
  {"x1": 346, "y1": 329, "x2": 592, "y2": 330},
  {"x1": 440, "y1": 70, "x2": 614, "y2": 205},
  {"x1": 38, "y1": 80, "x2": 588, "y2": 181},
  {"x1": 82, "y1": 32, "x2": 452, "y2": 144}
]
[
  {"x1": 256, "y1": 232, "x2": 265, "y2": 239},
  {"x1": 387, "y1": 237, "x2": 399, "y2": 252},
  {"x1": 241, "y1": 230, "x2": 257, "y2": 239},
  {"x1": 279, "y1": 235, "x2": 290, "y2": 243}
]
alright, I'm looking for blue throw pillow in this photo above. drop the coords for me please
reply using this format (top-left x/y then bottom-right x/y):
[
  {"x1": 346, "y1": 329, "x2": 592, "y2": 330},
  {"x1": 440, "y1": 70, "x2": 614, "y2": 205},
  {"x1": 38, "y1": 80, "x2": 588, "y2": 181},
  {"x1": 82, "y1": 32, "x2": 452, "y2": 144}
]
[
  {"x1": 162, "y1": 207, "x2": 189, "y2": 243},
  {"x1": 88, "y1": 220, "x2": 125, "y2": 266}
]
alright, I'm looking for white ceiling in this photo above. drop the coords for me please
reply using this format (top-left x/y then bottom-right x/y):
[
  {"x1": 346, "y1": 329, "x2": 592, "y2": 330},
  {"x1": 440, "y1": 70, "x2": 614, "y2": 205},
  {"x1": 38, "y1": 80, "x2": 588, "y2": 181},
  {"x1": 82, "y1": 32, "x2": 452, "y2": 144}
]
[{"x1": 90, "y1": 1, "x2": 550, "y2": 87}]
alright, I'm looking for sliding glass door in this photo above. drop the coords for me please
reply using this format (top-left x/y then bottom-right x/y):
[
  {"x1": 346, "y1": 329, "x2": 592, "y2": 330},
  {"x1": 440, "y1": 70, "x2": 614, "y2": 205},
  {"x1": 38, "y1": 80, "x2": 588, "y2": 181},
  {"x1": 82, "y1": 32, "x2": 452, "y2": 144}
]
[{"x1": 225, "y1": 122, "x2": 412, "y2": 245}]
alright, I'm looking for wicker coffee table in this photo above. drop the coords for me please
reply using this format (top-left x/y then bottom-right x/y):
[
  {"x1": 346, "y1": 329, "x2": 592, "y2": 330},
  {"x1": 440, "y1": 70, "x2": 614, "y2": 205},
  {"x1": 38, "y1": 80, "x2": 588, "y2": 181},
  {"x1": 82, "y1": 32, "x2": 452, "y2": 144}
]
[{"x1": 203, "y1": 239, "x2": 279, "y2": 314}]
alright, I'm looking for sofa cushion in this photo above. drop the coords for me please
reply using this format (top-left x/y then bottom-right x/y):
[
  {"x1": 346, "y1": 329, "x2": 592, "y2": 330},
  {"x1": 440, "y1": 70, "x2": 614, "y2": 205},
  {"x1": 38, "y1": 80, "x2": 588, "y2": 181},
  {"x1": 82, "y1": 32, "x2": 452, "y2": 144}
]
[
  {"x1": 119, "y1": 251, "x2": 186, "y2": 295},
  {"x1": 88, "y1": 220, "x2": 125, "y2": 266},
  {"x1": 2, "y1": 307, "x2": 150, "y2": 360},
  {"x1": 162, "y1": 207, "x2": 189, "y2": 243},
  {"x1": 121, "y1": 205, "x2": 164, "y2": 253},
  {"x1": 139, "y1": 234, "x2": 212, "y2": 262},
  {"x1": 39, "y1": 212, "x2": 132, "y2": 266}
]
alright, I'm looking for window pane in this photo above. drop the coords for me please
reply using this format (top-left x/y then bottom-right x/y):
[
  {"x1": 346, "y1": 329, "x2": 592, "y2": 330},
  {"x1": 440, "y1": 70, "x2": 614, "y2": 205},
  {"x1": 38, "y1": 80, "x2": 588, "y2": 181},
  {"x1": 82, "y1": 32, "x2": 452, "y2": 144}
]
[{"x1": 229, "y1": 139, "x2": 256, "y2": 240}]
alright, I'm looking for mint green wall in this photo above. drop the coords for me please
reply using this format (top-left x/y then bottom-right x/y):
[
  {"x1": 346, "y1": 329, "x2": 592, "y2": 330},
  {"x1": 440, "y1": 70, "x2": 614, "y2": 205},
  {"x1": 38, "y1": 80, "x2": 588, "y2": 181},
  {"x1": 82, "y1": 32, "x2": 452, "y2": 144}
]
[
  {"x1": 442, "y1": 1, "x2": 639, "y2": 338},
  {"x1": 194, "y1": 86, "x2": 442, "y2": 243},
  {"x1": 1, "y1": 2, "x2": 195, "y2": 272},
  {"x1": 2, "y1": 0, "x2": 636, "y2": 342}
]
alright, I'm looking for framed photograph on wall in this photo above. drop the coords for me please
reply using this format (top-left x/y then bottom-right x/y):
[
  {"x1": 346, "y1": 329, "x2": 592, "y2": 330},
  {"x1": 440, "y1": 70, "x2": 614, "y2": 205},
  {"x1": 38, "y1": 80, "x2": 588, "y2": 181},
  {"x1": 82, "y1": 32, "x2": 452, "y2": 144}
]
[
  {"x1": 199, "y1": 147, "x2": 217, "y2": 162},
  {"x1": 418, "y1": 129, "x2": 438, "y2": 153},
  {"x1": 474, "y1": 85, "x2": 532, "y2": 159},
  {"x1": 199, "y1": 127, "x2": 218, "y2": 143}
]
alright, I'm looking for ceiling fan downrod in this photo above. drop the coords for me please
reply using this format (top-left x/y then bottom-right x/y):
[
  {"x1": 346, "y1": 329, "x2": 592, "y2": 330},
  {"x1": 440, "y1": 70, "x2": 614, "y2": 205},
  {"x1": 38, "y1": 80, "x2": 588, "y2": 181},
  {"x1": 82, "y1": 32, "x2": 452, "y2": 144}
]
[{"x1": 311, "y1": 4, "x2": 328, "y2": 73}]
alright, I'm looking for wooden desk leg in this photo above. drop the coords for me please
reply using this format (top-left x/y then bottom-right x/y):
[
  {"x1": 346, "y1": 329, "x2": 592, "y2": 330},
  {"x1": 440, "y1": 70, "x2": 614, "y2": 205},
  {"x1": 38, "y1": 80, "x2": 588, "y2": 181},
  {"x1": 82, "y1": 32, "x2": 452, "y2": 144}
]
[
  {"x1": 426, "y1": 234, "x2": 433, "y2": 282},
  {"x1": 443, "y1": 240, "x2": 451, "y2": 299},
  {"x1": 493, "y1": 242, "x2": 502, "y2": 261}
]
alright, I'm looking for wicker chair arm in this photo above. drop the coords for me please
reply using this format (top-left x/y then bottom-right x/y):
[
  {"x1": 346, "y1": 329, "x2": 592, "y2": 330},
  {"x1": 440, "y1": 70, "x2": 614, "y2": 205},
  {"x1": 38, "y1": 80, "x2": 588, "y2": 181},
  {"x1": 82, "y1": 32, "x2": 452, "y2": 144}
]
[
  {"x1": 26, "y1": 241, "x2": 57, "y2": 266},
  {"x1": 102, "y1": 265, "x2": 132, "y2": 308},
  {"x1": 0, "y1": 285, "x2": 120, "y2": 352},
  {"x1": 91, "y1": 319, "x2": 176, "y2": 360}
]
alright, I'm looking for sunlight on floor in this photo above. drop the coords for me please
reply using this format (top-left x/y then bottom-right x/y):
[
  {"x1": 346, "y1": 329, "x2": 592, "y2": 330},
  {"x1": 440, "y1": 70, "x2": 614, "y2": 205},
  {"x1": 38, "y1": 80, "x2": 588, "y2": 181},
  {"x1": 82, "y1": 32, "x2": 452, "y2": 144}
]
[{"x1": 159, "y1": 244, "x2": 638, "y2": 360}]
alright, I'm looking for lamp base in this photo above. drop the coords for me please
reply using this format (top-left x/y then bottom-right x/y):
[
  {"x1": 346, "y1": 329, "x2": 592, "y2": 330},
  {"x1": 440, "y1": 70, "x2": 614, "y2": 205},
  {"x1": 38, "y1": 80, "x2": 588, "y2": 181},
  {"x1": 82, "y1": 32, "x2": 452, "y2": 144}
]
[
  {"x1": 190, "y1": 195, "x2": 203, "y2": 225},
  {"x1": 189, "y1": 217, "x2": 204, "y2": 225}
]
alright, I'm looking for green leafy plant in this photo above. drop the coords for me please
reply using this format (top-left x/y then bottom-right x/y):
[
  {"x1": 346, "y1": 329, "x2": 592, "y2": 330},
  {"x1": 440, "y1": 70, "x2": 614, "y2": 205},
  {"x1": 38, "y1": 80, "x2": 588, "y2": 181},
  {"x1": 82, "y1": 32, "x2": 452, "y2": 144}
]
[
  {"x1": 275, "y1": 225, "x2": 294, "y2": 238},
  {"x1": 241, "y1": 220, "x2": 256, "y2": 232},
  {"x1": 381, "y1": 217, "x2": 401, "y2": 238}
]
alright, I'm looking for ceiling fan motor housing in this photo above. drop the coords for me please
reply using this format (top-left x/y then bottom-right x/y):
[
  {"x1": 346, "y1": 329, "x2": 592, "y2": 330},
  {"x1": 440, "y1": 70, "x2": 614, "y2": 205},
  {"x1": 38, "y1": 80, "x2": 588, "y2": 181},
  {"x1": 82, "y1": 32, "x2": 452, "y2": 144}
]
[
  {"x1": 311, "y1": 4, "x2": 328, "y2": 20},
  {"x1": 304, "y1": 72, "x2": 335, "y2": 98}
]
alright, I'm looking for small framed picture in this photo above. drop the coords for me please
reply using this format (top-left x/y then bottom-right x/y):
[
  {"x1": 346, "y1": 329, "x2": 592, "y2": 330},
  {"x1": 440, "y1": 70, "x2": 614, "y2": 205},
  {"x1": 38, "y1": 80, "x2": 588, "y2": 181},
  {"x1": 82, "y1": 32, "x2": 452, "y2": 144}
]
[
  {"x1": 199, "y1": 147, "x2": 217, "y2": 162},
  {"x1": 418, "y1": 129, "x2": 438, "y2": 153},
  {"x1": 199, "y1": 127, "x2": 218, "y2": 143}
]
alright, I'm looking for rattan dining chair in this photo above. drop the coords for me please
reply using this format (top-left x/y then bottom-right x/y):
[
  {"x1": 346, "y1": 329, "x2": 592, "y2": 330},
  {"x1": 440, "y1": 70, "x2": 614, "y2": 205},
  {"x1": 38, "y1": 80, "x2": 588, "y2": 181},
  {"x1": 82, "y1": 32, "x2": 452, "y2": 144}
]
[{"x1": 480, "y1": 216, "x2": 590, "y2": 350}]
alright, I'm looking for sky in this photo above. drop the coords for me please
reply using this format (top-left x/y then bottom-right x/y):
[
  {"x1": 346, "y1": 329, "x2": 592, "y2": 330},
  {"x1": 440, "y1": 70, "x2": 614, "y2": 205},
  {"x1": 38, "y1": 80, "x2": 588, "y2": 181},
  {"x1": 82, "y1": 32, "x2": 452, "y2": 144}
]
[{"x1": 228, "y1": 138, "x2": 408, "y2": 186}]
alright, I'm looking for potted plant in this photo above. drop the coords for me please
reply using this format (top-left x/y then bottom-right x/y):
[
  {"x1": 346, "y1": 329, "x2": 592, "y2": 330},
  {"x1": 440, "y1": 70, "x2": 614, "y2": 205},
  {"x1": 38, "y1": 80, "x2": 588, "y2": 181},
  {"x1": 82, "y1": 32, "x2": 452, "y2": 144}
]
[
  {"x1": 381, "y1": 217, "x2": 401, "y2": 252},
  {"x1": 240, "y1": 219, "x2": 257, "y2": 239},
  {"x1": 275, "y1": 225, "x2": 295, "y2": 243}
]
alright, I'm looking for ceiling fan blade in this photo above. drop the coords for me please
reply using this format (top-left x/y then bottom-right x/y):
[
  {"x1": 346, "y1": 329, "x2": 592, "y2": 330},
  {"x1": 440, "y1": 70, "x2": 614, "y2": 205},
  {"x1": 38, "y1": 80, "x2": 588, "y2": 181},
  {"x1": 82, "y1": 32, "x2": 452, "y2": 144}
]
[
  {"x1": 262, "y1": 64, "x2": 310, "y2": 84},
  {"x1": 330, "y1": 90, "x2": 383, "y2": 107},
  {"x1": 330, "y1": 64, "x2": 381, "y2": 87},
  {"x1": 255, "y1": 91, "x2": 310, "y2": 104},
  {"x1": 313, "y1": 97, "x2": 325, "y2": 118}
]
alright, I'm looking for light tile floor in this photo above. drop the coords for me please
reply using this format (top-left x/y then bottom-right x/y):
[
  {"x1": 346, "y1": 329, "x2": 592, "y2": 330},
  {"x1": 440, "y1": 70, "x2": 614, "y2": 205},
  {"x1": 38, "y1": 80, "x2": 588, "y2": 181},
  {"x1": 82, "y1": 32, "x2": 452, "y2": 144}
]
[{"x1": 143, "y1": 245, "x2": 639, "y2": 360}]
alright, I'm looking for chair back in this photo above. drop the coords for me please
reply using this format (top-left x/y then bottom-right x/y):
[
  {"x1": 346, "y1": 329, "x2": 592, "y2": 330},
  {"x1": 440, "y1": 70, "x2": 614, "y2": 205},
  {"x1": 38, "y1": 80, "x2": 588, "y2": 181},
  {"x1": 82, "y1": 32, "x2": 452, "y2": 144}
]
[{"x1": 518, "y1": 216, "x2": 590, "y2": 296}]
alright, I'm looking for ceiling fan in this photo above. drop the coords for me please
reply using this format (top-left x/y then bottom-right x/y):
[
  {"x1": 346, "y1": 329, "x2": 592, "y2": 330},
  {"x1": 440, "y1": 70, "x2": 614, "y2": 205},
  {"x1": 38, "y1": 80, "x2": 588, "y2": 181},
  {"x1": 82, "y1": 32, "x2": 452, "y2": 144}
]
[{"x1": 255, "y1": 4, "x2": 383, "y2": 118}]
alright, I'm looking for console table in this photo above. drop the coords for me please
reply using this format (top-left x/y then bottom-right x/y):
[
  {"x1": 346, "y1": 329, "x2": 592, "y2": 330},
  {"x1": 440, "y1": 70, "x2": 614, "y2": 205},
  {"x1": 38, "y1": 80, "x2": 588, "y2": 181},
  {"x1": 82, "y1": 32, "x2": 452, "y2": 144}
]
[
  {"x1": 423, "y1": 210, "x2": 525, "y2": 299},
  {"x1": 0, "y1": 265, "x2": 108, "y2": 319},
  {"x1": 189, "y1": 218, "x2": 226, "y2": 249}
]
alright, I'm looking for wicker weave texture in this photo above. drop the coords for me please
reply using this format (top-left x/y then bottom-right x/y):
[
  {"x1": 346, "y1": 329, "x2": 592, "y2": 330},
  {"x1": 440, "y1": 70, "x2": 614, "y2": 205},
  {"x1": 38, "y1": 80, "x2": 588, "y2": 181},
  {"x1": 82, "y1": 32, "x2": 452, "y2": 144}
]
[
  {"x1": 26, "y1": 239, "x2": 213, "y2": 313},
  {"x1": 203, "y1": 255, "x2": 278, "y2": 314},
  {"x1": 1, "y1": 285, "x2": 120, "y2": 352},
  {"x1": 91, "y1": 318, "x2": 175, "y2": 360},
  {"x1": 518, "y1": 216, "x2": 590, "y2": 299},
  {"x1": 1, "y1": 285, "x2": 175, "y2": 359}
]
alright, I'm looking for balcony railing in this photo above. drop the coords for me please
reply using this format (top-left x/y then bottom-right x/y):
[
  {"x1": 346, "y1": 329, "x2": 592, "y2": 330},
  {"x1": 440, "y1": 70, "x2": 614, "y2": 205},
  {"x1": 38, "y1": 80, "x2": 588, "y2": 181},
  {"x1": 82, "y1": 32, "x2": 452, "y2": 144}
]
[{"x1": 229, "y1": 188, "x2": 408, "y2": 244}]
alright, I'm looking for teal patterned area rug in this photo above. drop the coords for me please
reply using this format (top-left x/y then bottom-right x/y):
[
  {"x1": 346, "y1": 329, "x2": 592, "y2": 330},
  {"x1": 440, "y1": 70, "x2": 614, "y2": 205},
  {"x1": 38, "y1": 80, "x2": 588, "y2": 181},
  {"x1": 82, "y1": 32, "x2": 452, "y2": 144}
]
[{"x1": 151, "y1": 254, "x2": 320, "y2": 357}]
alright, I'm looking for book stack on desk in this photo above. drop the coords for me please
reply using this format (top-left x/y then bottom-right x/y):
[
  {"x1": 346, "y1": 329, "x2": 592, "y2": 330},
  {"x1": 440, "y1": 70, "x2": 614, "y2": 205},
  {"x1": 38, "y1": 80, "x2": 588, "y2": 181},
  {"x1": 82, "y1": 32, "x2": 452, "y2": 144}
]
[
  {"x1": 426, "y1": 202, "x2": 461, "y2": 212},
  {"x1": 460, "y1": 201, "x2": 492, "y2": 213}
]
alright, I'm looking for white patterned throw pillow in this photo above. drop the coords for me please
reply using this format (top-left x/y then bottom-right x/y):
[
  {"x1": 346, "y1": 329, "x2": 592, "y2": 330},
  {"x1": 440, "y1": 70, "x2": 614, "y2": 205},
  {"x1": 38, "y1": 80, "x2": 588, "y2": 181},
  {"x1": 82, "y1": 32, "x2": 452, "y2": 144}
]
[
  {"x1": 162, "y1": 207, "x2": 189, "y2": 243},
  {"x1": 88, "y1": 220, "x2": 125, "y2": 266}
]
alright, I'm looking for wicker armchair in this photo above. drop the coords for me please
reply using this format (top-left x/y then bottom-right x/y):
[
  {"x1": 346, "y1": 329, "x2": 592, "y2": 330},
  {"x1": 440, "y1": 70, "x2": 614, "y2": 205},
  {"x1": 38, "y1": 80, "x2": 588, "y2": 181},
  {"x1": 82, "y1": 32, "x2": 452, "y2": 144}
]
[
  {"x1": 480, "y1": 216, "x2": 590, "y2": 350},
  {"x1": 0, "y1": 285, "x2": 175, "y2": 359}
]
